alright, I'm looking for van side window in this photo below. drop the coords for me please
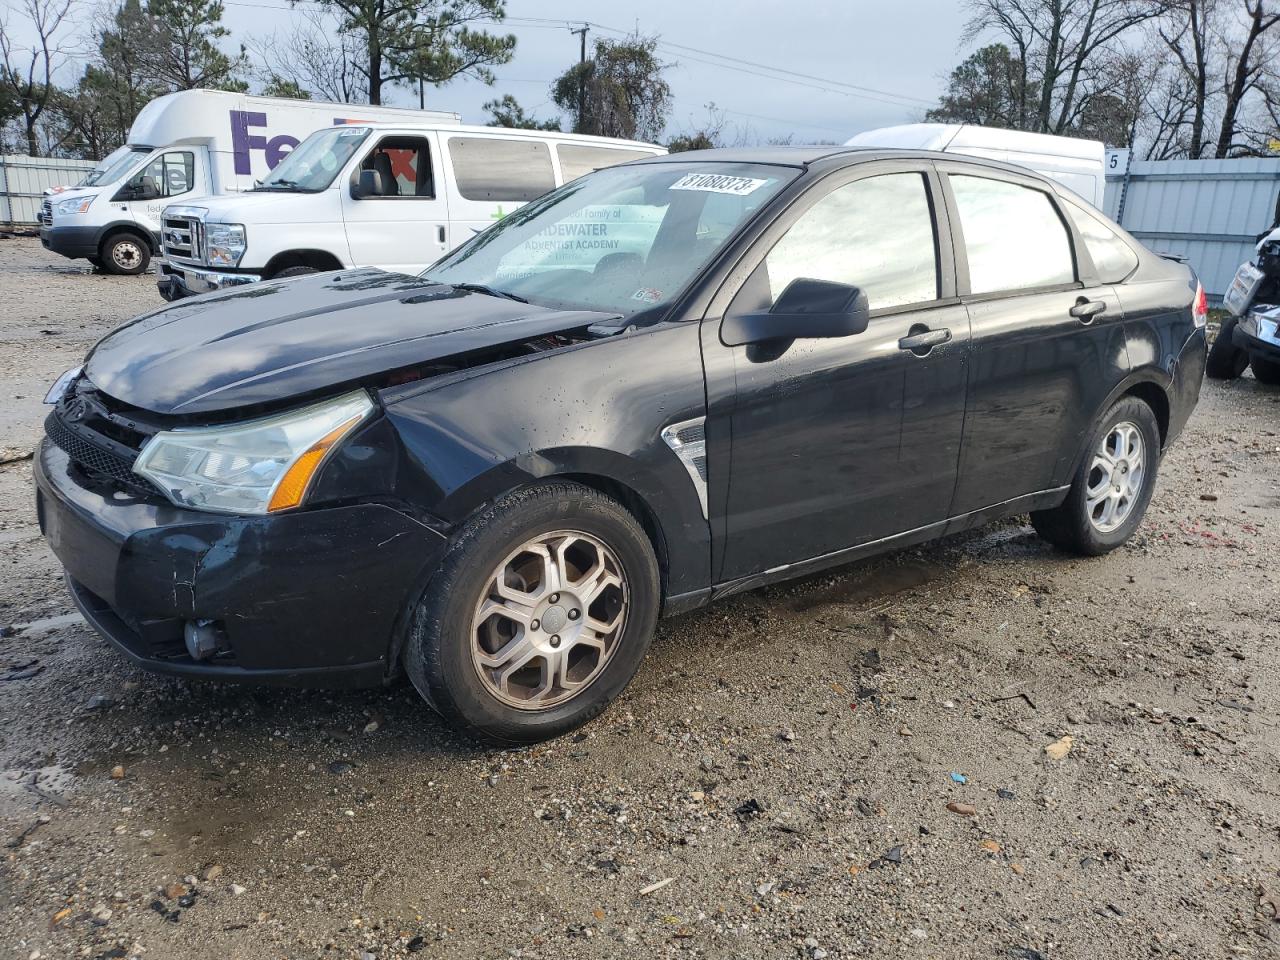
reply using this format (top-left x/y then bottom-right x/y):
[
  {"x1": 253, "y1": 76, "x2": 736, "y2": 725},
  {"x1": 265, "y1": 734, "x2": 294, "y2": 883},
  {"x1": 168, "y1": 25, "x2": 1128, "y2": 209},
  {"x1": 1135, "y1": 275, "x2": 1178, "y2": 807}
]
[
  {"x1": 762, "y1": 172, "x2": 939, "y2": 310},
  {"x1": 136, "y1": 151, "x2": 194, "y2": 198},
  {"x1": 950, "y1": 175, "x2": 1075, "y2": 294},
  {"x1": 558, "y1": 145, "x2": 656, "y2": 182},
  {"x1": 449, "y1": 138, "x2": 554, "y2": 202},
  {"x1": 1062, "y1": 197, "x2": 1139, "y2": 283},
  {"x1": 356, "y1": 137, "x2": 435, "y2": 198}
]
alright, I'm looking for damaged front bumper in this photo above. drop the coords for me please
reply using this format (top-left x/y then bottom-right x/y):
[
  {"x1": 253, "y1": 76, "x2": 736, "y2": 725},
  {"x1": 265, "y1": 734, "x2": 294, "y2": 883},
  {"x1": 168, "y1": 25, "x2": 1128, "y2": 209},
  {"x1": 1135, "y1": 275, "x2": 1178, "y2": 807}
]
[{"x1": 33, "y1": 440, "x2": 447, "y2": 687}]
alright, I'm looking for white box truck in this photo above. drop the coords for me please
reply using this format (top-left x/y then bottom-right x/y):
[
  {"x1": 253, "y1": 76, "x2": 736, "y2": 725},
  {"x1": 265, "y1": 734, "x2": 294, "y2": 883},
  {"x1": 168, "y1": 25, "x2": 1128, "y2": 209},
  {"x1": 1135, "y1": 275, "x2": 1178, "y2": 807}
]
[
  {"x1": 40, "y1": 89, "x2": 460, "y2": 274},
  {"x1": 844, "y1": 123, "x2": 1107, "y2": 207},
  {"x1": 155, "y1": 122, "x2": 664, "y2": 299}
]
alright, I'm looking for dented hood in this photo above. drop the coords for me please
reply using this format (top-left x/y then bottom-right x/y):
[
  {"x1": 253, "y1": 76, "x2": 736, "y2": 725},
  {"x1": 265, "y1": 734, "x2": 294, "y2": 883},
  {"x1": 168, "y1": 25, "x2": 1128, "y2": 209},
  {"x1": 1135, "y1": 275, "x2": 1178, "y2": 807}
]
[{"x1": 84, "y1": 269, "x2": 615, "y2": 416}]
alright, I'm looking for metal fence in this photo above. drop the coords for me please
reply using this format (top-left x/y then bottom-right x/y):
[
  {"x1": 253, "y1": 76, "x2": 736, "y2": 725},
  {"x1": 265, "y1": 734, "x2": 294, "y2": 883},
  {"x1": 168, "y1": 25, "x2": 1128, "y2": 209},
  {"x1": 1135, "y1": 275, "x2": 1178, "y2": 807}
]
[
  {"x1": 1104, "y1": 158, "x2": 1280, "y2": 304},
  {"x1": 0, "y1": 155, "x2": 96, "y2": 227}
]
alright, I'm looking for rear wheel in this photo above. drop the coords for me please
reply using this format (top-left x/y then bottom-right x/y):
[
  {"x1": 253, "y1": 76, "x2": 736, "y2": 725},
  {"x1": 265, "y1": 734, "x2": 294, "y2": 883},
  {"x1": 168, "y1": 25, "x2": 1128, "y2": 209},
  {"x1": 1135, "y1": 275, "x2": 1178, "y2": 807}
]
[
  {"x1": 100, "y1": 232, "x2": 150, "y2": 275},
  {"x1": 403, "y1": 481, "x2": 660, "y2": 744},
  {"x1": 1249, "y1": 353, "x2": 1280, "y2": 385},
  {"x1": 1206, "y1": 316, "x2": 1248, "y2": 380},
  {"x1": 1031, "y1": 397, "x2": 1161, "y2": 556}
]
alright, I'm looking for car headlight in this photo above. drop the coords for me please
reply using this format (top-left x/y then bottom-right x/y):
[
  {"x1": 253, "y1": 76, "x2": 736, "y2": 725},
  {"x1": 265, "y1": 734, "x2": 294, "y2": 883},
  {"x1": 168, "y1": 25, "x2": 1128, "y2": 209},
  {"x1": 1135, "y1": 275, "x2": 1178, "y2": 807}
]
[
  {"x1": 55, "y1": 196, "x2": 94, "y2": 216},
  {"x1": 205, "y1": 223, "x2": 247, "y2": 267},
  {"x1": 133, "y1": 390, "x2": 374, "y2": 515},
  {"x1": 44, "y1": 366, "x2": 82, "y2": 404}
]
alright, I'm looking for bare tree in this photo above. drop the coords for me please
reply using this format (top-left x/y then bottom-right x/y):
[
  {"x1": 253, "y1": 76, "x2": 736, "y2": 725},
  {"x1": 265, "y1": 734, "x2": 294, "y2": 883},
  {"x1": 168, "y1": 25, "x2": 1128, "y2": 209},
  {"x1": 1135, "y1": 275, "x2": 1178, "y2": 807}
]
[
  {"x1": 0, "y1": 0, "x2": 76, "y2": 156},
  {"x1": 249, "y1": 8, "x2": 368, "y2": 103}
]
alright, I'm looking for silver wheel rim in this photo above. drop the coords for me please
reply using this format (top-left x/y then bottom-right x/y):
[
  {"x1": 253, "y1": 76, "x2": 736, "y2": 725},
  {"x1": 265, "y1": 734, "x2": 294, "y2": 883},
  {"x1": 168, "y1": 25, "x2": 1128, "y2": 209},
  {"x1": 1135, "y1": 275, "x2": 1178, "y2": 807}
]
[
  {"x1": 1086, "y1": 421, "x2": 1145, "y2": 533},
  {"x1": 111, "y1": 240, "x2": 142, "y2": 270},
  {"x1": 470, "y1": 530, "x2": 628, "y2": 711}
]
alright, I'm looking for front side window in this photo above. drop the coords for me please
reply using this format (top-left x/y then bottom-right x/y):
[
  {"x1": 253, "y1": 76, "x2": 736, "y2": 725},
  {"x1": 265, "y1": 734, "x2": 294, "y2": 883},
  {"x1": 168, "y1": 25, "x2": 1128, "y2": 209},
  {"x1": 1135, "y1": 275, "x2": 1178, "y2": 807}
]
[
  {"x1": 133, "y1": 151, "x2": 194, "y2": 198},
  {"x1": 558, "y1": 144, "x2": 659, "y2": 182},
  {"x1": 951, "y1": 175, "x2": 1075, "y2": 295},
  {"x1": 356, "y1": 136, "x2": 435, "y2": 198},
  {"x1": 762, "y1": 172, "x2": 939, "y2": 310},
  {"x1": 449, "y1": 137, "x2": 555, "y2": 202},
  {"x1": 427, "y1": 162, "x2": 793, "y2": 316},
  {"x1": 257, "y1": 126, "x2": 370, "y2": 192},
  {"x1": 1063, "y1": 197, "x2": 1139, "y2": 283}
]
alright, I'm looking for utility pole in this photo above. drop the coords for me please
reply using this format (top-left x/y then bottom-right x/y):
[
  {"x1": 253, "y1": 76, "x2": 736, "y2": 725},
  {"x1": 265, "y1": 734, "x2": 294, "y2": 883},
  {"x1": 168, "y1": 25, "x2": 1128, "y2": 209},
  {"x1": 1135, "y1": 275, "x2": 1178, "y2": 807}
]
[{"x1": 570, "y1": 23, "x2": 588, "y2": 133}]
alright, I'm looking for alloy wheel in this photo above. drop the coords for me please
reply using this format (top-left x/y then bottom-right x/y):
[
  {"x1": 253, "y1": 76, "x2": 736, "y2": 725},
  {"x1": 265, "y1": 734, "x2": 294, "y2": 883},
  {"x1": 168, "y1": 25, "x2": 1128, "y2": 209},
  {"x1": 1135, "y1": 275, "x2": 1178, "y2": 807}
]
[
  {"x1": 1085, "y1": 421, "x2": 1145, "y2": 533},
  {"x1": 470, "y1": 530, "x2": 628, "y2": 710}
]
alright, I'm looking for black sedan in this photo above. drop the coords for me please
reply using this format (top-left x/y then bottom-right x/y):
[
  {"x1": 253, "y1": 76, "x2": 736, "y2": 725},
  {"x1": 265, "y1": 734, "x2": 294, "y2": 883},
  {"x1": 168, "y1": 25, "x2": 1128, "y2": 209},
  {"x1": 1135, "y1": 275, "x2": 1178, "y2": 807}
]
[{"x1": 35, "y1": 147, "x2": 1207, "y2": 743}]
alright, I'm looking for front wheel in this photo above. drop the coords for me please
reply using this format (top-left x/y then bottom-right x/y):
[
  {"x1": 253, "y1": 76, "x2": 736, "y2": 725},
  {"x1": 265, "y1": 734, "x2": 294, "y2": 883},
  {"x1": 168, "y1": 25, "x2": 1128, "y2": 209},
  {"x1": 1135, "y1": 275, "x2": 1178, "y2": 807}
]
[
  {"x1": 1206, "y1": 316, "x2": 1249, "y2": 380},
  {"x1": 403, "y1": 481, "x2": 661, "y2": 744},
  {"x1": 1031, "y1": 396, "x2": 1161, "y2": 556},
  {"x1": 1249, "y1": 353, "x2": 1280, "y2": 385},
  {"x1": 271, "y1": 265, "x2": 319, "y2": 280},
  {"x1": 100, "y1": 232, "x2": 150, "y2": 275}
]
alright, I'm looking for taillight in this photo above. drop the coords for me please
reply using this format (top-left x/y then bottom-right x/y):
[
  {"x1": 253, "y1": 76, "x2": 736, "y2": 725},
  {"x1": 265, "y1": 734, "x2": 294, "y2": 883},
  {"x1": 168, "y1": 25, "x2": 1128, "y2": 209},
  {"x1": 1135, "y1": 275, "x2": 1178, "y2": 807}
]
[{"x1": 1193, "y1": 283, "x2": 1208, "y2": 328}]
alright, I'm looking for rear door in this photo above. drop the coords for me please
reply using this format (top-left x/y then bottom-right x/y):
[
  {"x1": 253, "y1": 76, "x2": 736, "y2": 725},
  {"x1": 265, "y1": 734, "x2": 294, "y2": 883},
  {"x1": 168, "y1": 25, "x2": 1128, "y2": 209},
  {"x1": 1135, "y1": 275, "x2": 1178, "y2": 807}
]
[
  {"x1": 341, "y1": 132, "x2": 449, "y2": 272},
  {"x1": 941, "y1": 166, "x2": 1128, "y2": 520},
  {"x1": 438, "y1": 135, "x2": 558, "y2": 249},
  {"x1": 711, "y1": 161, "x2": 971, "y2": 582}
]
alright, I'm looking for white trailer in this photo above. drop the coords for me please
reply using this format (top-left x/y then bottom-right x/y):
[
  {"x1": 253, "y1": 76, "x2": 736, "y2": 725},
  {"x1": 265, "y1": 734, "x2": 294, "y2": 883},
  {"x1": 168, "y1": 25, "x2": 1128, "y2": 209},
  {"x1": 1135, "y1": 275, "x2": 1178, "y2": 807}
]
[{"x1": 41, "y1": 89, "x2": 460, "y2": 274}]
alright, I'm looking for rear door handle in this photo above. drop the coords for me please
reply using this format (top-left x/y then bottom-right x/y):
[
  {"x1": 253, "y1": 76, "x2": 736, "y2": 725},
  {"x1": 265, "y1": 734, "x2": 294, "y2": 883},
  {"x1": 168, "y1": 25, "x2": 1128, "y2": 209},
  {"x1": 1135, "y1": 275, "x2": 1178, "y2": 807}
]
[
  {"x1": 1070, "y1": 297, "x2": 1107, "y2": 322},
  {"x1": 437, "y1": 224, "x2": 447, "y2": 244},
  {"x1": 898, "y1": 326, "x2": 952, "y2": 355}
]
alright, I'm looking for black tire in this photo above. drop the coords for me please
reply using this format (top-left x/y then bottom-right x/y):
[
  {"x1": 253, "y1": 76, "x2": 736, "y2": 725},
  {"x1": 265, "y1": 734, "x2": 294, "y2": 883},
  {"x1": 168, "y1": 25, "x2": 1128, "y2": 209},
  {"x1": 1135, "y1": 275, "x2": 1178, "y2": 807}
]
[
  {"x1": 86, "y1": 255, "x2": 103, "y2": 269},
  {"x1": 1206, "y1": 316, "x2": 1249, "y2": 380},
  {"x1": 1249, "y1": 353, "x2": 1280, "y2": 385},
  {"x1": 100, "y1": 232, "x2": 150, "y2": 275},
  {"x1": 403, "y1": 481, "x2": 661, "y2": 745},
  {"x1": 1030, "y1": 396, "x2": 1161, "y2": 556},
  {"x1": 272, "y1": 265, "x2": 319, "y2": 280}
]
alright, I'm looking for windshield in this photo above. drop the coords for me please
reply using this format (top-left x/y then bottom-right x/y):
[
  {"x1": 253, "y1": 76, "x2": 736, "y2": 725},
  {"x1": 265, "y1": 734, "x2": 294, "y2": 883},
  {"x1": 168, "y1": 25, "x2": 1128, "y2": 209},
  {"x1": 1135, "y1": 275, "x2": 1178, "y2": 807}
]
[
  {"x1": 426, "y1": 161, "x2": 794, "y2": 316},
  {"x1": 256, "y1": 126, "x2": 371, "y2": 192},
  {"x1": 81, "y1": 146, "x2": 149, "y2": 187}
]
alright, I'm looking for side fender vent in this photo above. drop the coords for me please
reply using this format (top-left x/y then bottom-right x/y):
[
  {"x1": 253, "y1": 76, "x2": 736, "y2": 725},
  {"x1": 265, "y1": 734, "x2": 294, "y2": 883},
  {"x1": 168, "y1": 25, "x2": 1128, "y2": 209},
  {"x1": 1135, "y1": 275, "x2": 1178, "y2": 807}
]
[{"x1": 661, "y1": 417, "x2": 708, "y2": 519}]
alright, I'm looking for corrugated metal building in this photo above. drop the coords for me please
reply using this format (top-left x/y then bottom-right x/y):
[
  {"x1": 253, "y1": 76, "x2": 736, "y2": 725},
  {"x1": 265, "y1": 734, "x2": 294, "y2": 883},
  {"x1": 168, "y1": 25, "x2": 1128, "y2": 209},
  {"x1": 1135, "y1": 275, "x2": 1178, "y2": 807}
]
[
  {"x1": 0, "y1": 156, "x2": 96, "y2": 227},
  {"x1": 1104, "y1": 158, "x2": 1280, "y2": 304}
]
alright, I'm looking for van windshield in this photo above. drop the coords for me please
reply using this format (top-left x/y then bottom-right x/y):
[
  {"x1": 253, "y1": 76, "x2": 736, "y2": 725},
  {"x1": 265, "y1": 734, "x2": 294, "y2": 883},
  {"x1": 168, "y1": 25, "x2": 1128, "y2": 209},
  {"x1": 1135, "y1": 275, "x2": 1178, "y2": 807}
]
[
  {"x1": 82, "y1": 146, "x2": 149, "y2": 187},
  {"x1": 425, "y1": 161, "x2": 794, "y2": 317},
  {"x1": 256, "y1": 126, "x2": 371, "y2": 192}
]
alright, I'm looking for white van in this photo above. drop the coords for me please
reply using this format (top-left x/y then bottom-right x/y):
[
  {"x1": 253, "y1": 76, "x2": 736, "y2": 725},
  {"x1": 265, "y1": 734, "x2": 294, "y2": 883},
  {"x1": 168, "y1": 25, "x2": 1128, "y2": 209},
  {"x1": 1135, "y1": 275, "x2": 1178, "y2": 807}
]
[
  {"x1": 845, "y1": 123, "x2": 1106, "y2": 207},
  {"x1": 41, "y1": 90, "x2": 460, "y2": 274},
  {"x1": 155, "y1": 123, "x2": 665, "y2": 299}
]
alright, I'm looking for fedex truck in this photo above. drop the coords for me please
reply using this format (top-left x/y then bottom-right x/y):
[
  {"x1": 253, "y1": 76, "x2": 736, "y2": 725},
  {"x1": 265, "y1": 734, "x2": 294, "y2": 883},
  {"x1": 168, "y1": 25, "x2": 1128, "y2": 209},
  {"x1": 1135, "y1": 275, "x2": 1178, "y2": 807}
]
[{"x1": 40, "y1": 90, "x2": 460, "y2": 274}]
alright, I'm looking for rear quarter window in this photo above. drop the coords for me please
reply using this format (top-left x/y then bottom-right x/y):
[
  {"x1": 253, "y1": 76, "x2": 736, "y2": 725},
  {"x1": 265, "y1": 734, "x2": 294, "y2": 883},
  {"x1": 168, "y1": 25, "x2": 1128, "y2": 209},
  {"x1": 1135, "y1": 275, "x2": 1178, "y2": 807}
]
[
  {"x1": 449, "y1": 137, "x2": 556, "y2": 202},
  {"x1": 558, "y1": 144, "x2": 658, "y2": 182},
  {"x1": 1063, "y1": 198, "x2": 1140, "y2": 283}
]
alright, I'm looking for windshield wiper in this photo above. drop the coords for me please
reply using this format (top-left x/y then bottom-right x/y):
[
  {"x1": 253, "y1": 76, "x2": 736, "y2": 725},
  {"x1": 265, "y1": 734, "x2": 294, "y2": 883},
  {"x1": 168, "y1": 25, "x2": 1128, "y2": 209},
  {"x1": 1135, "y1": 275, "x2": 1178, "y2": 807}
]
[
  {"x1": 255, "y1": 179, "x2": 301, "y2": 191},
  {"x1": 449, "y1": 282, "x2": 528, "y2": 304}
]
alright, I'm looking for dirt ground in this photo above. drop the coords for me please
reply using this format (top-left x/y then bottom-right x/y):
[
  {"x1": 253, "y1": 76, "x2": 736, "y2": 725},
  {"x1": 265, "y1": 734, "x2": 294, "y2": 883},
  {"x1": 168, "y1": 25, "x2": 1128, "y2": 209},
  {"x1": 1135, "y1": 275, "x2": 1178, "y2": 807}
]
[{"x1": 0, "y1": 235, "x2": 1277, "y2": 960}]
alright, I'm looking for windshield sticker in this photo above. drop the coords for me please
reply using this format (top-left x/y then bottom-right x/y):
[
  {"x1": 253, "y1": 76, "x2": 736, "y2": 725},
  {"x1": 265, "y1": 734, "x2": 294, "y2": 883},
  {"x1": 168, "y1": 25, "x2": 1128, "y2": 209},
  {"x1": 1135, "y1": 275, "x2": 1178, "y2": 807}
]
[
  {"x1": 670, "y1": 173, "x2": 768, "y2": 196},
  {"x1": 632, "y1": 287, "x2": 663, "y2": 304}
]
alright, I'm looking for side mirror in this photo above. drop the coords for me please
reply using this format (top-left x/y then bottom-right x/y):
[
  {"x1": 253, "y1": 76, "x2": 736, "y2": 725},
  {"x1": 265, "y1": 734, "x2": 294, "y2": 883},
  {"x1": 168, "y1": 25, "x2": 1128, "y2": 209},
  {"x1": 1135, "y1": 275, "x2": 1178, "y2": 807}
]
[
  {"x1": 352, "y1": 169, "x2": 382, "y2": 199},
  {"x1": 721, "y1": 278, "x2": 871, "y2": 346},
  {"x1": 112, "y1": 180, "x2": 160, "y2": 202}
]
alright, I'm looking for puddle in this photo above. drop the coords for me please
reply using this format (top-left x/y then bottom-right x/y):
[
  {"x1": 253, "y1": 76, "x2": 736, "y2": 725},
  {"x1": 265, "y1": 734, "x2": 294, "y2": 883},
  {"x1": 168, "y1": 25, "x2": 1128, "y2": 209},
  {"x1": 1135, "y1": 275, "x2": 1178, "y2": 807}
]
[
  {"x1": 0, "y1": 763, "x2": 78, "y2": 815},
  {"x1": 791, "y1": 559, "x2": 947, "y2": 611}
]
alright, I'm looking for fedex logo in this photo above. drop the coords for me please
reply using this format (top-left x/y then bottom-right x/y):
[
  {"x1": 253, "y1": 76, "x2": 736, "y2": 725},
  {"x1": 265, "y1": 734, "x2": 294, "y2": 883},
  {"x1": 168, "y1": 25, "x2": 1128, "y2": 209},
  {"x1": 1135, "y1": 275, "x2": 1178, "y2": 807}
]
[{"x1": 230, "y1": 110, "x2": 300, "y2": 175}]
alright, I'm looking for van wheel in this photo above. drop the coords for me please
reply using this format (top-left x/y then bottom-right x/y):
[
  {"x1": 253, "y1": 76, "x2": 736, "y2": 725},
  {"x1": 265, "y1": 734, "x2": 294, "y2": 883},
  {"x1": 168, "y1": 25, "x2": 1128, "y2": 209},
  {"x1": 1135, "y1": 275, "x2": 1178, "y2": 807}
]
[
  {"x1": 1030, "y1": 397, "x2": 1161, "y2": 556},
  {"x1": 1206, "y1": 316, "x2": 1248, "y2": 379},
  {"x1": 272, "y1": 265, "x2": 319, "y2": 280},
  {"x1": 403, "y1": 481, "x2": 660, "y2": 745},
  {"x1": 1249, "y1": 353, "x2": 1280, "y2": 385},
  {"x1": 100, "y1": 233, "x2": 150, "y2": 275}
]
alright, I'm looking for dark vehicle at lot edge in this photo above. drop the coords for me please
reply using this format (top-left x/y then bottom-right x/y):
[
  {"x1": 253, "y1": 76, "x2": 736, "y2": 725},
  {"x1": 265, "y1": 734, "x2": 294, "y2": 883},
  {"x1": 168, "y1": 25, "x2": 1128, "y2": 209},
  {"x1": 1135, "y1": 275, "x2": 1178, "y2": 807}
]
[{"x1": 34, "y1": 147, "x2": 1207, "y2": 743}]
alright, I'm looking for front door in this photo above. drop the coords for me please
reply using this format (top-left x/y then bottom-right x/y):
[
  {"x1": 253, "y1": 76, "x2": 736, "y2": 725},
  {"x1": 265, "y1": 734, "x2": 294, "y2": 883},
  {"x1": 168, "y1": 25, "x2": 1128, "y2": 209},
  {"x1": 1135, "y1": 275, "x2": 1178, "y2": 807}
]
[
  {"x1": 341, "y1": 133, "x2": 449, "y2": 273},
  {"x1": 712, "y1": 163, "x2": 970, "y2": 583}
]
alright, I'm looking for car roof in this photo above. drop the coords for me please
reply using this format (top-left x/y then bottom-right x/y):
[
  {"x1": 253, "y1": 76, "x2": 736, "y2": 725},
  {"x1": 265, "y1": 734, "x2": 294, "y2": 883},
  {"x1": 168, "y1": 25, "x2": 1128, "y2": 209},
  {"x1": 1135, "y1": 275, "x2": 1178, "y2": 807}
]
[{"x1": 634, "y1": 145, "x2": 1057, "y2": 183}]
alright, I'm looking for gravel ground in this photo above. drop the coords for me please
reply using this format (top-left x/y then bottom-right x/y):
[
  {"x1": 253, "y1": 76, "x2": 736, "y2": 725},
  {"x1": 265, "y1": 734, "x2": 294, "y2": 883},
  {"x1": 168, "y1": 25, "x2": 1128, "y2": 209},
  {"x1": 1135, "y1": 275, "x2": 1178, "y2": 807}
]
[{"x1": 1, "y1": 236, "x2": 1278, "y2": 960}]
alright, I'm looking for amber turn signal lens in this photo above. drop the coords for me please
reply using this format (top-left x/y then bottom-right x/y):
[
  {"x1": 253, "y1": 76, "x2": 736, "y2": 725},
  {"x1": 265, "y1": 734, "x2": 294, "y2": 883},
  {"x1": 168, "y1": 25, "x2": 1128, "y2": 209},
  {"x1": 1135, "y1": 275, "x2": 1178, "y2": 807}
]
[{"x1": 267, "y1": 415, "x2": 365, "y2": 513}]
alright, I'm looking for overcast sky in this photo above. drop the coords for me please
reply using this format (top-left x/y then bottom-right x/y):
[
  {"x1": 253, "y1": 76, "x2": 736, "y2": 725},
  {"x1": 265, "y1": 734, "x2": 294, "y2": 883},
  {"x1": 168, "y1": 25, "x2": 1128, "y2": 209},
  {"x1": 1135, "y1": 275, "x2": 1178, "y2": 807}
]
[{"x1": 221, "y1": 0, "x2": 972, "y2": 142}]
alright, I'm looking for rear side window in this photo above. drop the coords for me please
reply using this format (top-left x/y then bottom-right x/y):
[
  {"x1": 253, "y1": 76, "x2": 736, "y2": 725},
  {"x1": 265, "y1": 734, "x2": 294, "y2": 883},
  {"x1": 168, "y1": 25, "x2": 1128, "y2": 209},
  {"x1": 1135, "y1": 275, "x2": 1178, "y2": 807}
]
[
  {"x1": 1063, "y1": 197, "x2": 1139, "y2": 283},
  {"x1": 763, "y1": 172, "x2": 939, "y2": 310},
  {"x1": 449, "y1": 138, "x2": 555, "y2": 202},
  {"x1": 951, "y1": 175, "x2": 1074, "y2": 295},
  {"x1": 558, "y1": 144, "x2": 656, "y2": 182}
]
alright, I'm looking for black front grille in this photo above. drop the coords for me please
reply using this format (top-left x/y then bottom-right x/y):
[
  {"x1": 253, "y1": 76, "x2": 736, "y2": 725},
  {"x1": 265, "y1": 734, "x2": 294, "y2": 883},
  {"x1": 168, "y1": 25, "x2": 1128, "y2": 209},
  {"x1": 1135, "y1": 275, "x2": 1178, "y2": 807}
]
[
  {"x1": 45, "y1": 411, "x2": 139, "y2": 486},
  {"x1": 44, "y1": 378, "x2": 160, "y2": 496}
]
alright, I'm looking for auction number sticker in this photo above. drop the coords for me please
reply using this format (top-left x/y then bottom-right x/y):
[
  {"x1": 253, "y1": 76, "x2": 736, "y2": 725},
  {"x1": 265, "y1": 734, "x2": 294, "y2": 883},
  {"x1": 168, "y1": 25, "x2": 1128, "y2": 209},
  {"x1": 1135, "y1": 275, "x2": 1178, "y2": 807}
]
[{"x1": 670, "y1": 173, "x2": 768, "y2": 196}]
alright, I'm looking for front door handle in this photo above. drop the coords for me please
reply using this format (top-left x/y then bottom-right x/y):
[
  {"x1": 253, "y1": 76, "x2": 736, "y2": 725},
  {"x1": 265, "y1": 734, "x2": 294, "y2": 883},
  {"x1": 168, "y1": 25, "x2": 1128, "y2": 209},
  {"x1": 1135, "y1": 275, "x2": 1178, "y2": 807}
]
[
  {"x1": 437, "y1": 224, "x2": 447, "y2": 244},
  {"x1": 898, "y1": 325, "x2": 952, "y2": 355},
  {"x1": 1070, "y1": 297, "x2": 1107, "y2": 322}
]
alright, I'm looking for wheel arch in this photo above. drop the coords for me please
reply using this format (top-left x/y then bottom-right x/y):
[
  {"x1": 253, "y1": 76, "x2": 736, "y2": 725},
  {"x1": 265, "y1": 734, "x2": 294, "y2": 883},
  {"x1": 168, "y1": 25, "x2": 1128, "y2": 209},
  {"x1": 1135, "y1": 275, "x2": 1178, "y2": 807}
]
[
  {"x1": 97, "y1": 222, "x2": 156, "y2": 254},
  {"x1": 1066, "y1": 369, "x2": 1172, "y2": 482},
  {"x1": 262, "y1": 248, "x2": 346, "y2": 278}
]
